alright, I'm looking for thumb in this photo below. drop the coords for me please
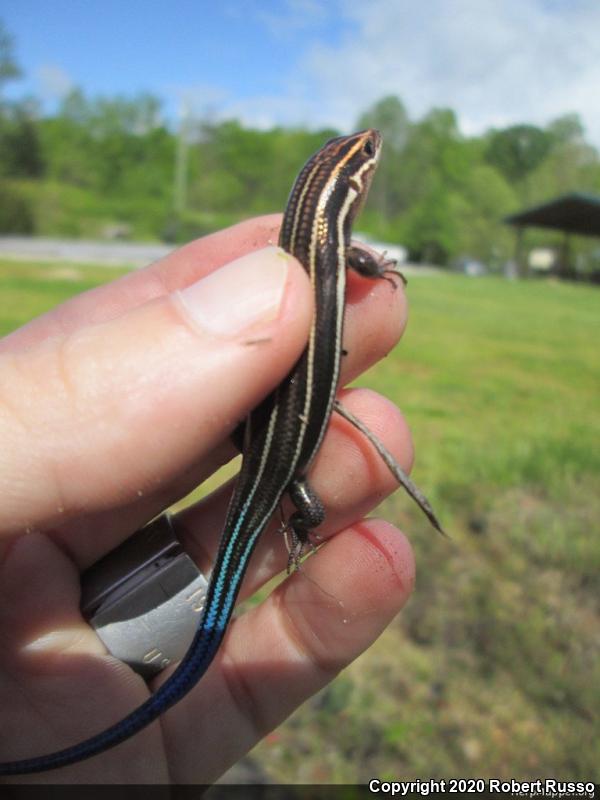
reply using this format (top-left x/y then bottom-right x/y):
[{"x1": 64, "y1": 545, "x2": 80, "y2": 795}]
[{"x1": 0, "y1": 246, "x2": 312, "y2": 535}]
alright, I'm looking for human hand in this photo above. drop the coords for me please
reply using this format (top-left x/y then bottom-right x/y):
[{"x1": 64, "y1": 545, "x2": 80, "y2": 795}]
[{"x1": 0, "y1": 215, "x2": 416, "y2": 783}]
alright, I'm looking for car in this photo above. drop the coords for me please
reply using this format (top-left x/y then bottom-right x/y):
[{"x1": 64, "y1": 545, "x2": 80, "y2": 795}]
[{"x1": 451, "y1": 256, "x2": 488, "y2": 276}]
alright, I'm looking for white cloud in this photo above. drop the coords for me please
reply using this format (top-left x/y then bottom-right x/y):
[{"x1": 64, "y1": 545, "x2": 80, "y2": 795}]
[
  {"x1": 232, "y1": 0, "x2": 600, "y2": 146},
  {"x1": 36, "y1": 64, "x2": 73, "y2": 101},
  {"x1": 301, "y1": 0, "x2": 600, "y2": 144}
]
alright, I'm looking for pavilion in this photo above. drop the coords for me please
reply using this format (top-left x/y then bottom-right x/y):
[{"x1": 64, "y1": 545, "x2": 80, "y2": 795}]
[{"x1": 504, "y1": 192, "x2": 600, "y2": 277}]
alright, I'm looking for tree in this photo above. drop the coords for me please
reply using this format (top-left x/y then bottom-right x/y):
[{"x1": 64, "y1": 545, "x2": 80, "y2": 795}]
[
  {"x1": 454, "y1": 165, "x2": 516, "y2": 264},
  {"x1": 527, "y1": 115, "x2": 600, "y2": 201},
  {"x1": 547, "y1": 113, "x2": 585, "y2": 147},
  {"x1": 0, "y1": 103, "x2": 44, "y2": 177},
  {"x1": 0, "y1": 22, "x2": 44, "y2": 180},
  {"x1": 356, "y1": 95, "x2": 410, "y2": 152},
  {"x1": 0, "y1": 20, "x2": 20, "y2": 95},
  {"x1": 355, "y1": 96, "x2": 411, "y2": 221},
  {"x1": 485, "y1": 124, "x2": 551, "y2": 184},
  {"x1": 400, "y1": 179, "x2": 460, "y2": 264}
]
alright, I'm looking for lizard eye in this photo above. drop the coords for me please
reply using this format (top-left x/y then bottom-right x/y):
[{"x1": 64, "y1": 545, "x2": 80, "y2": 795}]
[{"x1": 363, "y1": 137, "x2": 375, "y2": 157}]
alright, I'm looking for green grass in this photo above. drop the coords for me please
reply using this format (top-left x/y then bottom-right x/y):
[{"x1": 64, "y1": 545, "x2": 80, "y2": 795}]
[
  {"x1": 261, "y1": 275, "x2": 600, "y2": 782},
  {"x1": 1, "y1": 260, "x2": 598, "y2": 781},
  {"x1": 0, "y1": 258, "x2": 130, "y2": 336}
]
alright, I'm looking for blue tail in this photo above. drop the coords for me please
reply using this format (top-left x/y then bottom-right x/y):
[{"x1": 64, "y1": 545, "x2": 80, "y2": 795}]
[{"x1": 0, "y1": 615, "x2": 226, "y2": 775}]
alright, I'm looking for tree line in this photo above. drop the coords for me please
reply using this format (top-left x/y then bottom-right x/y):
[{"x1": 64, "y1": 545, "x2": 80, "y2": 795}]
[{"x1": 1, "y1": 21, "x2": 599, "y2": 268}]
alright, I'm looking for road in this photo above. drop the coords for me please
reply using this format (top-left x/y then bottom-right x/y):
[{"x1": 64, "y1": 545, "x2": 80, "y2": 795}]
[
  {"x1": 0, "y1": 235, "x2": 442, "y2": 275},
  {"x1": 0, "y1": 236, "x2": 174, "y2": 268}
]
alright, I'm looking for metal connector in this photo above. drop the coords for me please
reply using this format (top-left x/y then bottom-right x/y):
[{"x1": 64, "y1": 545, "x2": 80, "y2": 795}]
[{"x1": 80, "y1": 514, "x2": 207, "y2": 679}]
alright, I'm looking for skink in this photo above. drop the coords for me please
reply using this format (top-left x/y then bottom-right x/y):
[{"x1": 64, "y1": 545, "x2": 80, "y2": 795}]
[{"x1": 0, "y1": 128, "x2": 442, "y2": 775}]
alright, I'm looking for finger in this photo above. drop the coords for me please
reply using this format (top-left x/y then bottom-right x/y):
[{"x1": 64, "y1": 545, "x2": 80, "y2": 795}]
[
  {"x1": 0, "y1": 248, "x2": 312, "y2": 563},
  {"x1": 177, "y1": 387, "x2": 414, "y2": 591},
  {"x1": 341, "y1": 256, "x2": 408, "y2": 386},
  {"x1": 0, "y1": 214, "x2": 283, "y2": 354},
  {"x1": 2, "y1": 211, "x2": 406, "y2": 392},
  {"x1": 161, "y1": 518, "x2": 415, "y2": 783},
  {"x1": 0, "y1": 532, "x2": 163, "y2": 782},
  {"x1": 54, "y1": 268, "x2": 408, "y2": 569},
  {"x1": 1, "y1": 216, "x2": 406, "y2": 561}
]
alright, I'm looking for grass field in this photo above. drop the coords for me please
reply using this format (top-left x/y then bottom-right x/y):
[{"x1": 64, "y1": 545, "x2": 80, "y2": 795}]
[{"x1": 1, "y1": 258, "x2": 598, "y2": 781}]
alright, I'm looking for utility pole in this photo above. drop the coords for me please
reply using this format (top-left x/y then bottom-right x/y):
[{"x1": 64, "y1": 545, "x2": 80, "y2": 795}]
[{"x1": 173, "y1": 100, "x2": 190, "y2": 226}]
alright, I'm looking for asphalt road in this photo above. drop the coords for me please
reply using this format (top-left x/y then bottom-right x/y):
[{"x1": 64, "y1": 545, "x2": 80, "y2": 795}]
[
  {"x1": 0, "y1": 236, "x2": 174, "y2": 268},
  {"x1": 0, "y1": 235, "x2": 442, "y2": 275}
]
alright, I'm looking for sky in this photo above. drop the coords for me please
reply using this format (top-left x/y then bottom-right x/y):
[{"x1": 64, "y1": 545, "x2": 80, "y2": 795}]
[{"x1": 3, "y1": 0, "x2": 600, "y2": 146}]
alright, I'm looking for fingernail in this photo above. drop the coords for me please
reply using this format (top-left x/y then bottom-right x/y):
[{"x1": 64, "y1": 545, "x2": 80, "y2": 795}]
[
  {"x1": 176, "y1": 246, "x2": 290, "y2": 337},
  {"x1": 23, "y1": 629, "x2": 104, "y2": 656}
]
